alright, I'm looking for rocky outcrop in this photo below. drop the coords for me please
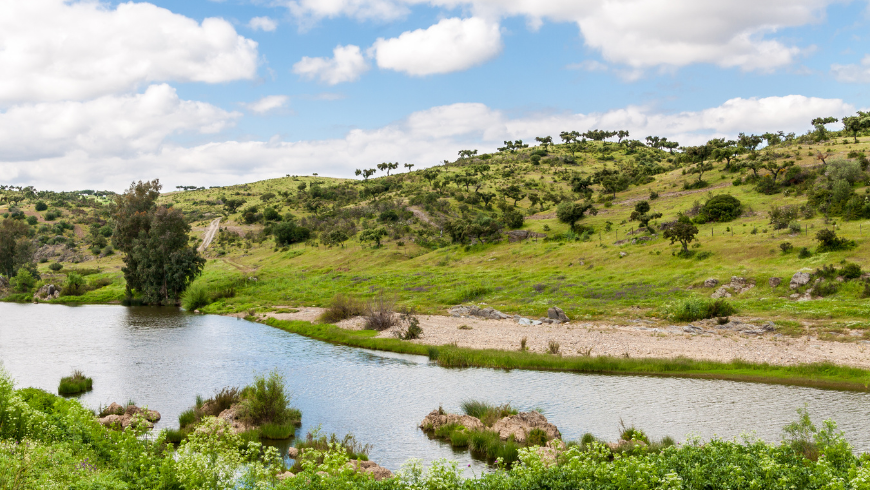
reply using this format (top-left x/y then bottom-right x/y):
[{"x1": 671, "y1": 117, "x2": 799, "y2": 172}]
[
  {"x1": 768, "y1": 277, "x2": 782, "y2": 288},
  {"x1": 347, "y1": 460, "x2": 393, "y2": 481},
  {"x1": 507, "y1": 230, "x2": 547, "y2": 243},
  {"x1": 714, "y1": 320, "x2": 776, "y2": 335},
  {"x1": 419, "y1": 410, "x2": 484, "y2": 431},
  {"x1": 547, "y1": 307, "x2": 568, "y2": 322},
  {"x1": 711, "y1": 276, "x2": 755, "y2": 298},
  {"x1": 703, "y1": 278, "x2": 719, "y2": 288},
  {"x1": 98, "y1": 403, "x2": 160, "y2": 429},
  {"x1": 790, "y1": 272, "x2": 811, "y2": 289},
  {"x1": 448, "y1": 305, "x2": 510, "y2": 320},
  {"x1": 33, "y1": 284, "x2": 60, "y2": 301},
  {"x1": 490, "y1": 411, "x2": 561, "y2": 444},
  {"x1": 217, "y1": 405, "x2": 256, "y2": 434},
  {"x1": 276, "y1": 472, "x2": 295, "y2": 481}
]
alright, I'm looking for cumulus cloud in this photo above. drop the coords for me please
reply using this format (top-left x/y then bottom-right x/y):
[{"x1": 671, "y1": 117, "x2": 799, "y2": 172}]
[
  {"x1": 0, "y1": 0, "x2": 259, "y2": 104},
  {"x1": 244, "y1": 95, "x2": 289, "y2": 113},
  {"x1": 282, "y1": 0, "x2": 831, "y2": 72},
  {"x1": 292, "y1": 45, "x2": 371, "y2": 84},
  {"x1": 372, "y1": 17, "x2": 502, "y2": 75},
  {"x1": 249, "y1": 16, "x2": 278, "y2": 31},
  {"x1": 1, "y1": 95, "x2": 852, "y2": 191},
  {"x1": 831, "y1": 55, "x2": 870, "y2": 83},
  {"x1": 0, "y1": 84, "x2": 239, "y2": 162}
]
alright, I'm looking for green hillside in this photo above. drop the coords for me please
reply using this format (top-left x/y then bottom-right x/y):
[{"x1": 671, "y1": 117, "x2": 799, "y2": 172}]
[{"x1": 3, "y1": 126, "x2": 870, "y2": 341}]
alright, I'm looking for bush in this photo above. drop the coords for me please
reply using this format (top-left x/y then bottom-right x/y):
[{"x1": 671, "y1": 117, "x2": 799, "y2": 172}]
[
  {"x1": 815, "y1": 229, "x2": 856, "y2": 252},
  {"x1": 526, "y1": 428, "x2": 548, "y2": 447},
  {"x1": 57, "y1": 370, "x2": 93, "y2": 395},
  {"x1": 48, "y1": 262, "x2": 63, "y2": 272},
  {"x1": 813, "y1": 281, "x2": 839, "y2": 297},
  {"x1": 35, "y1": 201, "x2": 47, "y2": 211},
  {"x1": 780, "y1": 242, "x2": 793, "y2": 253},
  {"x1": 502, "y1": 209, "x2": 524, "y2": 229},
  {"x1": 11, "y1": 269, "x2": 36, "y2": 292},
  {"x1": 769, "y1": 205, "x2": 800, "y2": 230},
  {"x1": 238, "y1": 370, "x2": 301, "y2": 427},
  {"x1": 665, "y1": 297, "x2": 736, "y2": 322},
  {"x1": 181, "y1": 282, "x2": 211, "y2": 311},
  {"x1": 698, "y1": 194, "x2": 742, "y2": 222},
  {"x1": 841, "y1": 262, "x2": 862, "y2": 279},
  {"x1": 290, "y1": 429, "x2": 371, "y2": 472},
  {"x1": 63, "y1": 272, "x2": 86, "y2": 296},
  {"x1": 273, "y1": 221, "x2": 310, "y2": 246},
  {"x1": 319, "y1": 294, "x2": 365, "y2": 324},
  {"x1": 393, "y1": 309, "x2": 423, "y2": 340},
  {"x1": 363, "y1": 294, "x2": 396, "y2": 331}
]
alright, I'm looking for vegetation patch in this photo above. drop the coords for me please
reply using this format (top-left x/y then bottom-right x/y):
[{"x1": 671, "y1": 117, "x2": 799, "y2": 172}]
[{"x1": 57, "y1": 370, "x2": 92, "y2": 396}]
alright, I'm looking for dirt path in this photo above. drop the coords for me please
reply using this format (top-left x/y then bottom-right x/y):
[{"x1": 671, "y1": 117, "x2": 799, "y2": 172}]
[
  {"x1": 198, "y1": 218, "x2": 221, "y2": 252},
  {"x1": 253, "y1": 307, "x2": 870, "y2": 370},
  {"x1": 408, "y1": 206, "x2": 437, "y2": 227}
]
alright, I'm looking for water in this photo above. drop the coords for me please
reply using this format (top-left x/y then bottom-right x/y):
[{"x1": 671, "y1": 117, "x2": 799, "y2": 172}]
[{"x1": 2, "y1": 302, "x2": 870, "y2": 471}]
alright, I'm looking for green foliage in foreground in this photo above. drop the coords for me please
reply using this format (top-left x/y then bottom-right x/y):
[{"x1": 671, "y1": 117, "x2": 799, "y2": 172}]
[
  {"x1": 6, "y1": 364, "x2": 870, "y2": 488},
  {"x1": 266, "y1": 319, "x2": 870, "y2": 391}
]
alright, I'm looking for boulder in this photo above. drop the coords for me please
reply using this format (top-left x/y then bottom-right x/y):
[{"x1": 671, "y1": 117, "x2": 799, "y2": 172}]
[
  {"x1": 276, "y1": 472, "x2": 295, "y2": 481},
  {"x1": 347, "y1": 460, "x2": 393, "y2": 481},
  {"x1": 703, "y1": 278, "x2": 719, "y2": 288},
  {"x1": 217, "y1": 405, "x2": 256, "y2": 434},
  {"x1": 419, "y1": 410, "x2": 484, "y2": 432},
  {"x1": 768, "y1": 277, "x2": 782, "y2": 288},
  {"x1": 547, "y1": 307, "x2": 569, "y2": 322},
  {"x1": 448, "y1": 305, "x2": 510, "y2": 320},
  {"x1": 100, "y1": 402, "x2": 125, "y2": 417},
  {"x1": 710, "y1": 277, "x2": 754, "y2": 298},
  {"x1": 288, "y1": 447, "x2": 299, "y2": 458},
  {"x1": 619, "y1": 252, "x2": 627, "y2": 258},
  {"x1": 33, "y1": 284, "x2": 60, "y2": 301},
  {"x1": 97, "y1": 404, "x2": 159, "y2": 429},
  {"x1": 711, "y1": 287, "x2": 731, "y2": 299},
  {"x1": 490, "y1": 411, "x2": 561, "y2": 444},
  {"x1": 790, "y1": 272, "x2": 811, "y2": 289}
]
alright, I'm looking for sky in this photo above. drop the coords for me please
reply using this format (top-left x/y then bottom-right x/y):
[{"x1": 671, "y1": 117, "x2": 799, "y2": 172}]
[{"x1": 1, "y1": 0, "x2": 870, "y2": 191}]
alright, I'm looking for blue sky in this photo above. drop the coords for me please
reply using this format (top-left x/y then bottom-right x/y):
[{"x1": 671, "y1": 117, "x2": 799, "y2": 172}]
[{"x1": 1, "y1": 0, "x2": 869, "y2": 190}]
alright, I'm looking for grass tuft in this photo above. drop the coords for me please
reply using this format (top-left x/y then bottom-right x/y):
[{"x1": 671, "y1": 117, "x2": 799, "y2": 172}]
[{"x1": 57, "y1": 370, "x2": 93, "y2": 396}]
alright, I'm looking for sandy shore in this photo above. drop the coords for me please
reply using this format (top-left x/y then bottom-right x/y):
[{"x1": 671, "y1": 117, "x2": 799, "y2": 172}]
[{"x1": 254, "y1": 307, "x2": 870, "y2": 369}]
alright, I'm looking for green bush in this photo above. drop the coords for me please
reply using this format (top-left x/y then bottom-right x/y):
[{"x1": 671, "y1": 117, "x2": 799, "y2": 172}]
[
  {"x1": 698, "y1": 194, "x2": 742, "y2": 222},
  {"x1": 526, "y1": 428, "x2": 548, "y2": 446},
  {"x1": 842, "y1": 262, "x2": 862, "y2": 279},
  {"x1": 238, "y1": 370, "x2": 301, "y2": 427},
  {"x1": 63, "y1": 272, "x2": 86, "y2": 296},
  {"x1": 57, "y1": 370, "x2": 93, "y2": 395},
  {"x1": 816, "y1": 229, "x2": 856, "y2": 252},
  {"x1": 181, "y1": 282, "x2": 211, "y2": 311},
  {"x1": 48, "y1": 262, "x2": 63, "y2": 272},
  {"x1": 664, "y1": 297, "x2": 736, "y2": 322},
  {"x1": 318, "y1": 294, "x2": 365, "y2": 324},
  {"x1": 34, "y1": 201, "x2": 47, "y2": 211},
  {"x1": 11, "y1": 269, "x2": 36, "y2": 292}
]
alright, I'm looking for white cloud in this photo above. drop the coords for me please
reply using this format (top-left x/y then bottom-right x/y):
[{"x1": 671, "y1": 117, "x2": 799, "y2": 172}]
[
  {"x1": 282, "y1": 0, "x2": 832, "y2": 72},
  {"x1": 0, "y1": 84, "x2": 239, "y2": 161},
  {"x1": 245, "y1": 95, "x2": 289, "y2": 113},
  {"x1": 1, "y1": 95, "x2": 853, "y2": 191},
  {"x1": 292, "y1": 45, "x2": 370, "y2": 84},
  {"x1": 831, "y1": 55, "x2": 870, "y2": 83},
  {"x1": 372, "y1": 17, "x2": 502, "y2": 75},
  {"x1": 566, "y1": 60, "x2": 608, "y2": 72},
  {"x1": 249, "y1": 16, "x2": 278, "y2": 31},
  {"x1": 0, "y1": 0, "x2": 259, "y2": 104}
]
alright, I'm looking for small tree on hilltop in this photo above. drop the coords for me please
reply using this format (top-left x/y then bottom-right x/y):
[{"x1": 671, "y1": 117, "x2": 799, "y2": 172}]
[
  {"x1": 360, "y1": 227, "x2": 388, "y2": 248},
  {"x1": 663, "y1": 215, "x2": 699, "y2": 255}
]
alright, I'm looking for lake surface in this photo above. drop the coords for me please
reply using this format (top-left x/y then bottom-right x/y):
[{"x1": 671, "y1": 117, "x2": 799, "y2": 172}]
[{"x1": 1, "y1": 302, "x2": 869, "y2": 470}]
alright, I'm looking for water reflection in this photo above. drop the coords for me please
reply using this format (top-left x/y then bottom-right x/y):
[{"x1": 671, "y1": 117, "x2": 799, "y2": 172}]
[{"x1": 1, "y1": 302, "x2": 869, "y2": 471}]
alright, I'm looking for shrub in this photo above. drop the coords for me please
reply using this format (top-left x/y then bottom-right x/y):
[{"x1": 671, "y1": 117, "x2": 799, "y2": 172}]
[
  {"x1": 548, "y1": 340, "x2": 560, "y2": 355},
  {"x1": 48, "y1": 262, "x2": 63, "y2": 272},
  {"x1": 649, "y1": 191, "x2": 659, "y2": 200},
  {"x1": 788, "y1": 220, "x2": 802, "y2": 234},
  {"x1": 813, "y1": 281, "x2": 838, "y2": 297},
  {"x1": 502, "y1": 209, "x2": 524, "y2": 229},
  {"x1": 57, "y1": 370, "x2": 93, "y2": 395},
  {"x1": 290, "y1": 429, "x2": 371, "y2": 472},
  {"x1": 238, "y1": 371, "x2": 301, "y2": 427},
  {"x1": 698, "y1": 194, "x2": 742, "y2": 222},
  {"x1": 620, "y1": 423, "x2": 650, "y2": 444},
  {"x1": 11, "y1": 269, "x2": 36, "y2": 292},
  {"x1": 180, "y1": 282, "x2": 211, "y2": 311},
  {"x1": 526, "y1": 428, "x2": 548, "y2": 447},
  {"x1": 273, "y1": 222, "x2": 310, "y2": 246},
  {"x1": 841, "y1": 262, "x2": 862, "y2": 279},
  {"x1": 35, "y1": 201, "x2": 47, "y2": 211},
  {"x1": 393, "y1": 309, "x2": 423, "y2": 340},
  {"x1": 780, "y1": 242, "x2": 793, "y2": 253},
  {"x1": 798, "y1": 247, "x2": 812, "y2": 258},
  {"x1": 63, "y1": 272, "x2": 86, "y2": 296},
  {"x1": 319, "y1": 294, "x2": 365, "y2": 324},
  {"x1": 461, "y1": 401, "x2": 517, "y2": 427},
  {"x1": 665, "y1": 297, "x2": 736, "y2": 322},
  {"x1": 815, "y1": 229, "x2": 855, "y2": 252},
  {"x1": 363, "y1": 294, "x2": 396, "y2": 331},
  {"x1": 769, "y1": 205, "x2": 800, "y2": 230}
]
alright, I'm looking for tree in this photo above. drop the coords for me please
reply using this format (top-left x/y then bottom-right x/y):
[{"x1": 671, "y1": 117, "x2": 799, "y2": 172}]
[
  {"x1": 569, "y1": 174, "x2": 593, "y2": 197},
  {"x1": 842, "y1": 111, "x2": 870, "y2": 144},
  {"x1": 323, "y1": 229, "x2": 350, "y2": 247},
  {"x1": 535, "y1": 136, "x2": 552, "y2": 147},
  {"x1": 556, "y1": 201, "x2": 596, "y2": 232},
  {"x1": 359, "y1": 227, "x2": 388, "y2": 248},
  {"x1": 811, "y1": 116, "x2": 839, "y2": 141},
  {"x1": 458, "y1": 149, "x2": 478, "y2": 159},
  {"x1": 629, "y1": 201, "x2": 662, "y2": 233},
  {"x1": 737, "y1": 133, "x2": 763, "y2": 152},
  {"x1": 616, "y1": 130, "x2": 629, "y2": 143},
  {"x1": 421, "y1": 168, "x2": 440, "y2": 189},
  {"x1": 376, "y1": 162, "x2": 399, "y2": 176},
  {"x1": 500, "y1": 184, "x2": 526, "y2": 206},
  {"x1": 560, "y1": 131, "x2": 580, "y2": 144},
  {"x1": 527, "y1": 193, "x2": 541, "y2": 210},
  {"x1": 355, "y1": 168, "x2": 376, "y2": 181},
  {"x1": 763, "y1": 159, "x2": 795, "y2": 185},
  {"x1": 662, "y1": 141, "x2": 680, "y2": 153},
  {"x1": 113, "y1": 180, "x2": 205, "y2": 304},
  {"x1": 0, "y1": 218, "x2": 33, "y2": 278},
  {"x1": 273, "y1": 222, "x2": 310, "y2": 245},
  {"x1": 404, "y1": 163, "x2": 415, "y2": 173},
  {"x1": 762, "y1": 131, "x2": 784, "y2": 147},
  {"x1": 645, "y1": 136, "x2": 662, "y2": 149},
  {"x1": 711, "y1": 141, "x2": 741, "y2": 170},
  {"x1": 663, "y1": 215, "x2": 699, "y2": 254}
]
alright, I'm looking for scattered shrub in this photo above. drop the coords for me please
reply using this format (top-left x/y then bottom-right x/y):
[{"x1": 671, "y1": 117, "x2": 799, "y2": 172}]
[
  {"x1": 548, "y1": 340, "x2": 561, "y2": 355},
  {"x1": 664, "y1": 297, "x2": 736, "y2": 322},
  {"x1": 290, "y1": 429, "x2": 371, "y2": 472},
  {"x1": 813, "y1": 281, "x2": 838, "y2": 297},
  {"x1": 393, "y1": 309, "x2": 423, "y2": 340},
  {"x1": 319, "y1": 294, "x2": 365, "y2": 324},
  {"x1": 35, "y1": 201, "x2": 48, "y2": 211},
  {"x1": 696, "y1": 194, "x2": 742, "y2": 223},
  {"x1": 363, "y1": 294, "x2": 396, "y2": 331},
  {"x1": 48, "y1": 262, "x2": 63, "y2": 272},
  {"x1": 798, "y1": 247, "x2": 812, "y2": 258},
  {"x1": 815, "y1": 229, "x2": 855, "y2": 252},
  {"x1": 780, "y1": 242, "x2": 793, "y2": 253},
  {"x1": 57, "y1": 370, "x2": 93, "y2": 395},
  {"x1": 63, "y1": 272, "x2": 86, "y2": 296},
  {"x1": 841, "y1": 262, "x2": 862, "y2": 279},
  {"x1": 238, "y1": 370, "x2": 301, "y2": 428}
]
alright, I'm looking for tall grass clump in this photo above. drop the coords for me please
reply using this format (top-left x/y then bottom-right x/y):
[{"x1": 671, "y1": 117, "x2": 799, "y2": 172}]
[
  {"x1": 290, "y1": 428, "x2": 371, "y2": 472},
  {"x1": 664, "y1": 297, "x2": 736, "y2": 322},
  {"x1": 461, "y1": 400, "x2": 518, "y2": 426},
  {"x1": 318, "y1": 293, "x2": 365, "y2": 324},
  {"x1": 181, "y1": 282, "x2": 211, "y2": 311},
  {"x1": 57, "y1": 370, "x2": 92, "y2": 395},
  {"x1": 238, "y1": 370, "x2": 301, "y2": 439}
]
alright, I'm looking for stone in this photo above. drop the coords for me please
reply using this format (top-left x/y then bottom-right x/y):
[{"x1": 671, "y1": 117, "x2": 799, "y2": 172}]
[
  {"x1": 347, "y1": 460, "x2": 393, "y2": 481},
  {"x1": 619, "y1": 252, "x2": 627, "y2": 258},
  {"x1": 547, "y1": 307, "x2": 569, "y2": 322},
  {"x1": 217, "y1": 405, "x2": 256, "y2": 434},
  {"x1": 490, "y1": 411, "x2": 561, "y2": 444},
  {"x1": 276, "y1": 472, "x2": 295, "y2": 481},
  {"x1": 448, "y1": 305, "x2": 510, "y2": 320},
  {"x1": 710, "y1": 287, "x2": 731, "y2": 299},
  {"x1": 768, "y1": 277, "x2": 782, "y2": 288},
  {"x1": 100, "y1": 402, "x2": 125, "y2": 417},
  {"x1": 288, "y1": 447, "x2": 299, "y2": 458},
  {"x1": 703, "y1": 278, "x2": 719, "y2": 288},
  {"x1": 790, "y1": 272, "x2": 811, "y2": 289},
  {"x1": 507, "y1": 230, "x2": 547, "y2": 243},
  {"x1": 97, "y1": 404, "x2": 159, "y2": 430},
  {"x1": 519, "y1": 317, "x2": 533, "y2": 326},
  {"x1": 33, "y1": 284, "x2": 60, "y2": 301},
  {"x1": 419, "y1": 410, "x2": 484, "y2": 432}
]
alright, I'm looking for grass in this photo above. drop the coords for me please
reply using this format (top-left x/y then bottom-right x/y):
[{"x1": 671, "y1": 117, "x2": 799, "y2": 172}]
[
  {"x1": 57, "y1": 370, "x2": 93, "y2": 396},
  {"x1": 265, "y1": 318, "x2": 870, "y2": 391},
  {"x1": 289, "y1": 429, "x2": 371, "y2": 472},
  {"x1": 460, "y1": 400, "x2": 517, "y2": 427},
  {"x1": 664, "y1": 297, "x2": 737, "y2": 322}
]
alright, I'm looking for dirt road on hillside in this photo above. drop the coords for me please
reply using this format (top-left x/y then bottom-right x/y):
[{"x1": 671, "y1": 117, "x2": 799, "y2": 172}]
[{"x1": 198, "y1": 218, "x2": 221, "y2": 252}]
